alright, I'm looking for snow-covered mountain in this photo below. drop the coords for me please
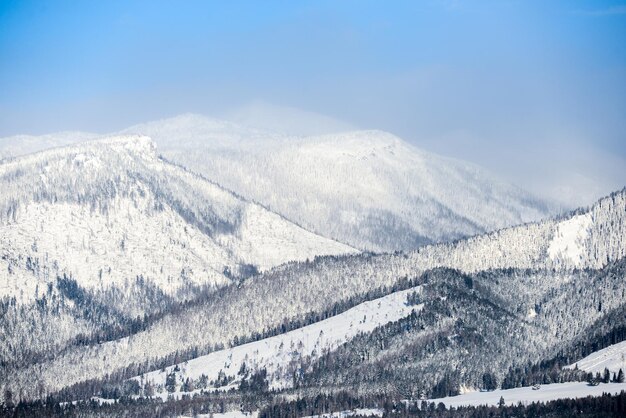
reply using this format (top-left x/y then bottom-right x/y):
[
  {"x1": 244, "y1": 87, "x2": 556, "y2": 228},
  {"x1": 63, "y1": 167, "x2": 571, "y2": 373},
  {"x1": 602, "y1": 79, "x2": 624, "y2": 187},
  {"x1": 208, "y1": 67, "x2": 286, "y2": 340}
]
[
  {"x1": 0, "y1": 114, "x2": 556, "y2": 253},
  {"x1": 0, "y1": 135, "x2": 356, "y2": 303},
  {"x1": 3, "y1": 188, "x2": 622, "y2": 402},
  {"x1": 121, "y1": 114, "x2": 555, "y2": 251}
]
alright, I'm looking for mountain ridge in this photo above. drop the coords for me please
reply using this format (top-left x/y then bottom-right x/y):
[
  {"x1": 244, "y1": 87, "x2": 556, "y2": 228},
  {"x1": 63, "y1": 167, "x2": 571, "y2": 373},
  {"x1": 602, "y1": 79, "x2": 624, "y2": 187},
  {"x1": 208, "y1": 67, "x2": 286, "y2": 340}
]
[
  {"x1": 0, "y1": 114, "x2": 558, "y2": 252},
  {"x1": 123, "y1": 114, "x2": 556, "y2": 252}
]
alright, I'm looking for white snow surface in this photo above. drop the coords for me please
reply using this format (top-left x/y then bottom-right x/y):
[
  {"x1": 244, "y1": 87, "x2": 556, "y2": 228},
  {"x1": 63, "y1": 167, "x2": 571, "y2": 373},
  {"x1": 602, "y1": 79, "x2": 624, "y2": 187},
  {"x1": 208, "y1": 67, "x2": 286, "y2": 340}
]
[
  {"x1": 303, "y1": 408, "x2": 384, "y2": 418},
  {"x1": 428, "y1": 382, "x2": 626, "y2": 408},
  {"x1": 0, "y1": 198, "x2": 230, "y2": 300},
  {"x1": 180, "y1": 413, "x2": 258, "y2": 418},
  {"x1": 566, "y1": 340, "x2": 626, "y2": 376},
  {"x1": 547, "y1": 212, "x2": 592, "y2": 267},
  {"x1": 137, "y1": 286, "x2": 423, "y2": 391}
]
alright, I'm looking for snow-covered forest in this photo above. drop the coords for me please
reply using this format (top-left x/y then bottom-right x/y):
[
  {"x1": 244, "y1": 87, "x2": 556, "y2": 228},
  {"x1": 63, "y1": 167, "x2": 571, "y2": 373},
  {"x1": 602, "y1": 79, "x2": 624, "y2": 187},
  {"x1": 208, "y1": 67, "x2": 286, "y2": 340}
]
[{"x1": 0, "y1": 136, "x2": 624, "y2": 413}]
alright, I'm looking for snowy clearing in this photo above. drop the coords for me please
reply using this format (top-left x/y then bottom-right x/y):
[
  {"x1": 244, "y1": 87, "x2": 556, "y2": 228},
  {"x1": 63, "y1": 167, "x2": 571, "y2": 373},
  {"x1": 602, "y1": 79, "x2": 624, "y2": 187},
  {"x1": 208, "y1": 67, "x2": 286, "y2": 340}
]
[
  {"x1": 566, "y1": 340, "x2": 626, "y2": 375},
  {"x1": 303, "y1": 408, "x2": 384, "y2": 418},
  {"x1": 179, "y1": 412, "x2": 258, "y2": 418},
  {"x1": 547, "y1": 212, "x2": 592, "y2": 267},
  {"x1": 428, "y1": 381, "x2": 626, "y2": 408}
]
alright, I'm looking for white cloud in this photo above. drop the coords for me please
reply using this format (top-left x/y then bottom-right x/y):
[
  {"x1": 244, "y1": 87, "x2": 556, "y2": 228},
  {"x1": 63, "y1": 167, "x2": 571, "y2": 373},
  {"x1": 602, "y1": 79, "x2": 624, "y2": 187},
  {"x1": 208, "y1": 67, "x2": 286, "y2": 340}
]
[{"x1": 223, "y1": 101, "x2": 356, "y2": 136}]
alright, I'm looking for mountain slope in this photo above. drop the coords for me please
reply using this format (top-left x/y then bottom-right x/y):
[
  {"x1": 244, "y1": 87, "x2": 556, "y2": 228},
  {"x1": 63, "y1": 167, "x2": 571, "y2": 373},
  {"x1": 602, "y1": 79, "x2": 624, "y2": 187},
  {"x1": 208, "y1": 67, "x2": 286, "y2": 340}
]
[
  {"x1": 125, "y1": 258, "x2": 626, "y2": 400},
  {"x1": 0, "y1": 135, "x2": 356, "y2": 303},
  {"x1": 566, "y1": 341, "x2": 626, "y2": 376},
  {"x1": 3, "y1": 188, "x2": 622, "y2": 401},
  {"x1": 292, "y1": 260, "x2": 626, "y2": 398},
  {"x1": 121, "y1": 114, "x2": 555, "y2": 252},
  {"x1": 136, "y1": 285, "x2": 425, "y2": 393}
]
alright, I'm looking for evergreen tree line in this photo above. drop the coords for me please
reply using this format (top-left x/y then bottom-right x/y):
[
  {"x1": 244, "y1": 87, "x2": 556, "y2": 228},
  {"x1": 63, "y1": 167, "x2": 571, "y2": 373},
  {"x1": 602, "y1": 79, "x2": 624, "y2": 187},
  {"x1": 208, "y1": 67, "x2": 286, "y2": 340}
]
[
  {"x1": 1, "y1": 388, "x2": 625, "y2": 417},
  {"x1": 258, "y1": 390, "x2": 626, "y2": 418}
]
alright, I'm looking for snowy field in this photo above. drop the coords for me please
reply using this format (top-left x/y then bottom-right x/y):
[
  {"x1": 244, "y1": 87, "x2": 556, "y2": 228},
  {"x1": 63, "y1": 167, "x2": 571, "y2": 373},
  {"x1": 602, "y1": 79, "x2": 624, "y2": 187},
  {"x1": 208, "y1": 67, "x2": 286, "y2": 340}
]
[
  {"x1": 428, "y1": 381, "x2": 626, "y2": 408},
  {"x1": 303, "y1": 408, "x2": 384, "y2": 418},
  {"x1": 137, "y1": 286, "x2": 423, "y2": 392},
  {"x1": 180, "y1": 413, "x2": 258, "y2": 418},
  {"x1": 566, "y1": 340, "x2": 626, "y2": 375},
  {"x1": 178, "y1": 410, "x2": 383, "y2": 418},
  {"x1": 174, "y1": 382, "x2": 626, "y2": 417}
]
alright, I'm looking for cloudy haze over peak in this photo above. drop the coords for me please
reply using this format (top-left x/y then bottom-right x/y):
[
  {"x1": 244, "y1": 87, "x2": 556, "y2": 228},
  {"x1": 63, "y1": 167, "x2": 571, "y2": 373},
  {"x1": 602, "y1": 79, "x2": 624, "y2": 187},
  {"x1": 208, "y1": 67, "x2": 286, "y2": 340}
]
[
  {"x1": 0, "y1": 0, "x2": 624, "y2": 207},
  {"x1": 223, "y1": 101, "x2": 356, "y2": 136}
]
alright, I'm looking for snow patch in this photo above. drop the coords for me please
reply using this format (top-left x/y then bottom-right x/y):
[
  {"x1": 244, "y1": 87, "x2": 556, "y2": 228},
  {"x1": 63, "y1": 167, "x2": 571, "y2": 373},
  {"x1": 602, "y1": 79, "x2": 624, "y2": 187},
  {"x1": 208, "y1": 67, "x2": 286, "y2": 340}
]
[
  {"x1": 303, "y1": 408, "x2": 384, "y2": 418},
  {"x1": 429, "y1": 381, "x2": 626, "y2": 408},
  {"x1": 547, "y1": 213, "x2": 592, "y2": 267},
  {"x1": 566, "y1": 340, "x2": 626, "y2": 375},
  {"x1": 459, "y1": 385, "x2": 477, "y2": 394},
  {"x1": 102, "y1": 135, "x2": 157, "y2": 158},
  {"x1": 180, "y1": 412, "x2": 258, "y2": 418}
]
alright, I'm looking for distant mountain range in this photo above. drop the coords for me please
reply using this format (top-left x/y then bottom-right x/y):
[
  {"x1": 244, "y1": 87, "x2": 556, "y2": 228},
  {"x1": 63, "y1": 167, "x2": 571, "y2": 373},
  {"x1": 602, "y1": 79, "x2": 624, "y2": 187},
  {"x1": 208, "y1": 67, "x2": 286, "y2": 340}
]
[
  {"x1": 0, "y1": 113, "x2": 556, "y2": 252},
  {"x1": 140, "y1": 115, "x2": 555, "y2": 251}
]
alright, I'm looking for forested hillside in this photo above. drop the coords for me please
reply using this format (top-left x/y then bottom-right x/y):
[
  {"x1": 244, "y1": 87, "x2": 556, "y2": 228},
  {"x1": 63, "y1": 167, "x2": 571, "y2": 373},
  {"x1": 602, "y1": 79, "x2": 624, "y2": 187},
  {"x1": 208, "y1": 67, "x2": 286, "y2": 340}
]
[
  {"x1": 1, "y1": 188, "x2": 623, "y2": 404},
  {"x1": 0, "y1": 136, "x2": 356, "y2": 397}
]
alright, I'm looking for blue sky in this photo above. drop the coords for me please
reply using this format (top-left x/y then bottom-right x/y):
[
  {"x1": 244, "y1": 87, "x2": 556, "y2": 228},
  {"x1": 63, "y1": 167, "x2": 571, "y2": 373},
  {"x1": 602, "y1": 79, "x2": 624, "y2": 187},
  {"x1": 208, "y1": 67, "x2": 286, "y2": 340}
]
[{"x1": 0, "y1": 0, "x2": 624, "y2": 205}]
